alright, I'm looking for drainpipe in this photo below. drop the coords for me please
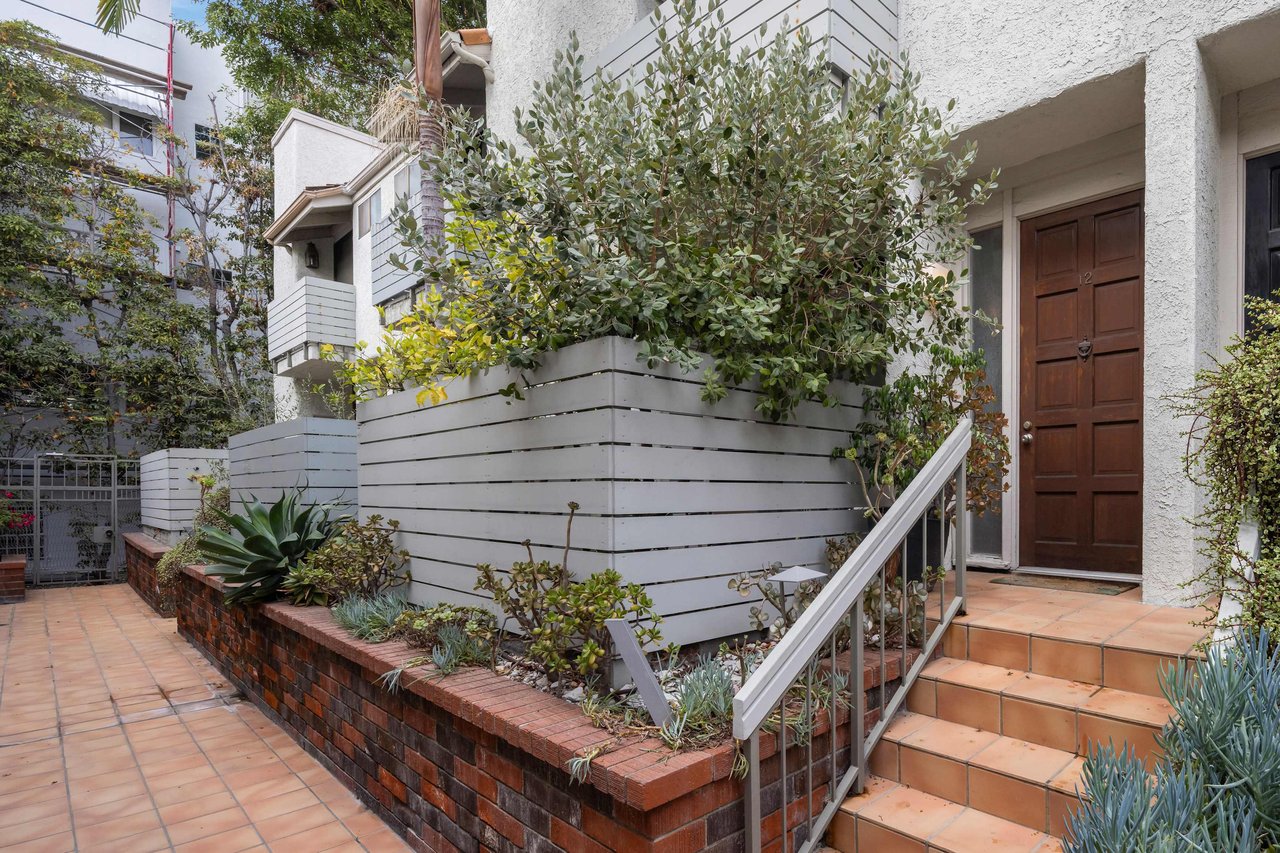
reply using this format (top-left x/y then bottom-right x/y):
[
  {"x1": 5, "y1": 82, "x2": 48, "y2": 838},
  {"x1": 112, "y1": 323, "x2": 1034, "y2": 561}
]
[{"x1": 165, "y1": 21, "x2": 176, "y2": 285}]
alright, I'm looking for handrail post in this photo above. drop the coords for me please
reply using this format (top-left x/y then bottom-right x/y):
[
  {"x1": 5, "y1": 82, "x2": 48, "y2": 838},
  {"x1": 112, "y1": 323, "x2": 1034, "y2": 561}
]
[
  {"x1": 955, "y1": 460, "x2": 967, "y2": 615},
  {"x1": 746, "y1": 731, "x2": 761, "y2": 852},
  {"x1": 852, "y1": 592, "x2": 866, "y2": 794}
]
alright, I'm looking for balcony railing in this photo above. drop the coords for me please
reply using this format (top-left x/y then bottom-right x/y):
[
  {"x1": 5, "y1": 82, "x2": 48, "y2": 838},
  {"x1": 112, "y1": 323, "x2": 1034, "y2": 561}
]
[{"x1": 266, "y1": 276, "x2": 356, "y2": 377}]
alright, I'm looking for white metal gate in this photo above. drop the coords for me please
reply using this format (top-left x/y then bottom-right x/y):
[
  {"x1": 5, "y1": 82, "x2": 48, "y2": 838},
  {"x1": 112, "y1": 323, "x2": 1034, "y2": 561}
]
[{"x1": 0, "y1": 455, "x2": 140, "y2": 586}]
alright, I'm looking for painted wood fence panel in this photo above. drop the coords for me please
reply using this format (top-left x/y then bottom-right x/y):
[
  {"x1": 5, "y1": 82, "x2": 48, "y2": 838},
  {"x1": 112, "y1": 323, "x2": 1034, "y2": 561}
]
[
  {"x1": 357, "y1": 337, "x2": 866, "y2": 648},
  {"x1": 589, "y1": 0, "x2": 899, "y2": 87},
  {"x1": 228, "y1": 418, "x2": 358, "y2": 511},
  {"x1": 139, "y1": 448, "x2": 228, "y2": 543}
]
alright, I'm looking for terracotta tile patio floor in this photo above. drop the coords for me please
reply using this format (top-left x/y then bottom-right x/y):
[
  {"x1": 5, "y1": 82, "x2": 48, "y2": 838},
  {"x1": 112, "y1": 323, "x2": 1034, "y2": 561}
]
[{"x1": 0, "y1": 585, "x2": 411, "y2": 853}]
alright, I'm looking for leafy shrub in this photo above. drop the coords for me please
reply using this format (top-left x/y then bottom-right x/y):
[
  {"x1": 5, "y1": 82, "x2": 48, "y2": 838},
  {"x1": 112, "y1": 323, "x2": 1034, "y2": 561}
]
[
  {"x1": 331, "y1": 591, "x2": 409, "y2": 642},
  {"x1": 1067, "y1": 630, "x2": 1280, "y2": 851},
  {"x1": 339, "y1": 0, "x2": 990, "y2": 422},
  {"x1": 156, "y1": 486, "x2": 230, "y2": 592},
  {"x1": 475, "y1": 504, "x2": 663, "y2": 680},
  {"x1": 1173, "y1": 299, "x2": 1280, "y2": 633},
  {"x1": 282, "y1": 515, "x2": 409, "y2": 606},
  {"x1": 197, "y1": 488, "x2": 349, "y2": 606}
]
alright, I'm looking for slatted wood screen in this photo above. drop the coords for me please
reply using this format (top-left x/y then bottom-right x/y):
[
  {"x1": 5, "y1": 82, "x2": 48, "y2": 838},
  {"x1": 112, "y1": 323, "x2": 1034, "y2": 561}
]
[
  {"x1": 357, "y1": 337, "x2": 864, "y2": 648},
  {"x1": 229, "y1": 418, "x2": 358, "y2": 511},
  {"x1": 139, "y1": 448, "x2": 228, "y2": 542}
]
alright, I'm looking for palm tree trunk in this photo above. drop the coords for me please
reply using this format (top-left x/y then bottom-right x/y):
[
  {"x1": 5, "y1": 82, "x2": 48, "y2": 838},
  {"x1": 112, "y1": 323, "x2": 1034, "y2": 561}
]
[{"x1": 413, "y1": 0, "x2": 445, "y2": 248}]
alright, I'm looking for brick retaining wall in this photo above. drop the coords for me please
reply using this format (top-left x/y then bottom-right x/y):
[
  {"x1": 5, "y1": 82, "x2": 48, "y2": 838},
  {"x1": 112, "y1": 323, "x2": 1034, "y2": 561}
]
[
  {"x1": 124, "y1": 532, "x2": 174, "y2": 617},
  {"x1": 176, "y1": 564, "x2": 909, "y2": 852},
  {"x1": 0, "y1": 554, "x2": 25, "y2": 603}
]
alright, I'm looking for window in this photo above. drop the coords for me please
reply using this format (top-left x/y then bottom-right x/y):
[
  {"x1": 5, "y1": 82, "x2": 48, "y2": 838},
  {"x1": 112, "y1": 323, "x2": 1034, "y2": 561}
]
[
  {"x1": 177, "y1": 263, "x2": 233, "y2": 290},
  {"x1": 358, "y1": 189, "x2": 382, "y2": 238},
  {"x1": 358, "y1": 198, "x2": 371, "y2": 238},
  {"x1": 117, "y1": 111, "x2": 154, "y2": 156},
  {"x1": 969, "y1": 225, "x2": 1004, "y2": 558},
  {"x1": 194, "y1": 124, "x2": 216, "y2": 160},
  {"x1": 1244, "y1": 150, "x2": 1280, "y2": 332},
  {"x1": 394, "y1": 166, "x2": 411, "y2": 200}
]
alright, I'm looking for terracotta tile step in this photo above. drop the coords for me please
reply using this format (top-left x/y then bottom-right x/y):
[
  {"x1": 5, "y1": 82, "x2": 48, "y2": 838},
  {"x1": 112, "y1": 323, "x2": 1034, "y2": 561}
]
[
  {"x1": 868, "y1": 712, "x2": 1085, "y2": 834},
  {"x1": 906, "y1": 657, "x2": 1174, "y2": 766},
  {"x1": 939, "y1": 612, "x2": 1205, "y2": 697},
  {"x1": 830, "y1": 775, "x2": 1065, "y2": 852}
]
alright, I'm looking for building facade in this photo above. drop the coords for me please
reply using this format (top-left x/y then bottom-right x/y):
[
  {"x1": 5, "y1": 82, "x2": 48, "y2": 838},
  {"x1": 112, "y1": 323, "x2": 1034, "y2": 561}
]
[
  {"x1": 16, "y1": 0, "x2": 243, "y2": 282},
  {"x1": 263, "y1": 0, "x2": 1276, "y2": 607},
  {"x1": 902, "y1": 0, "x2": 1280, "y2": 602}
]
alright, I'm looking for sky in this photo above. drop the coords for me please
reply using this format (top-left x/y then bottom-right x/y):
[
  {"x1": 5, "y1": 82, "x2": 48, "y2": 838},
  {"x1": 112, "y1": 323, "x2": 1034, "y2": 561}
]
[{"x1": 170, "y1": 0, "x2": 205, "y2": 26}]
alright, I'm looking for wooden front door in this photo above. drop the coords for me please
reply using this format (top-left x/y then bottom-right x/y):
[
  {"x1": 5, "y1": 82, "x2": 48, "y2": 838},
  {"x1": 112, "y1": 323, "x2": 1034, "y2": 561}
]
[{"x1": 1018, "y1": 191, "x2": 1144, "y2": 574}]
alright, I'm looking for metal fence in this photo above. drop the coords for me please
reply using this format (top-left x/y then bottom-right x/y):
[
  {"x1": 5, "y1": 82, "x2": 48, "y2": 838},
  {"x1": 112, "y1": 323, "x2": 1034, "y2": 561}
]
[{"x1": 0, "y1": 455, "x2": 140, "y2": 586}]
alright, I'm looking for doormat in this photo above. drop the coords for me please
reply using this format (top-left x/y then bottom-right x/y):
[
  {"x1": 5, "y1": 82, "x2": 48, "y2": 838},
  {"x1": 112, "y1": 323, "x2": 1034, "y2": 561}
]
[{"x1": 991, "y1": 574, "x2": 1138, "y2": 596}]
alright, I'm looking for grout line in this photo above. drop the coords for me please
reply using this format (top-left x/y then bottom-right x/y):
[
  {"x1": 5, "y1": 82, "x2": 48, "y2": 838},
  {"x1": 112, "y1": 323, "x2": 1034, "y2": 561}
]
[{"x1": 70, "y1": 586, "x2": 178, "y2": 851}]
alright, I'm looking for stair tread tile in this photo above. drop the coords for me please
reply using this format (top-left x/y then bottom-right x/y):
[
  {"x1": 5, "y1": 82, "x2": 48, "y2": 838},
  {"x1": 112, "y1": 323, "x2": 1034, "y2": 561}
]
[
  {"x1": 1103, "y1": 625, "x2": 1205, "y2": 657},
  {"x1": 1047, "y1": 757, "x2": 1086, "y2": 795},
  {"x1": 933, "y1": 656, "x2": 1175, "y2": 728},
  {"x1": 925, "y1": 806, "x2": 1051, "y2": 853},
  {"x1": 1078, "y1": 688, "x2": 1173, "y2": 727},
  {"x1": 899, "y1": 717, "x2": 1001, "y2": 761},
  {"x1": 966, "y1": 612, "x2": 1058, "y2": 634},
  {"x1": 838, "y1": 776, "x2": 900, "y2": 816},
  {"x1": 842, "y1": 777, "x2": 965, "y2": 839},
  {"x1": 933, "y1": 660, "x2": 1025, "y2": 693},
  {"x1": 883, "y1": 711, "x2": 935, "y2": 743},
  {"x1": 1031, "y1": 618, "x2": 1125, "y2": 644},
  {"x1": 969, "y1": 736, "x2": 1077, "y2": 784},
  {"x1": 921, "y1": 657, "x2": 964, "y2": 679},
  {"x1": 1002, "y1": 671, "x2": 1101, "y2": 708}
]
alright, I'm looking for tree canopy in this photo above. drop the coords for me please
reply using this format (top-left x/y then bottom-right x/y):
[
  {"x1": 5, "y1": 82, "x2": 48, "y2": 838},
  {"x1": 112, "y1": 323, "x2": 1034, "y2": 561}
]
[
  {"x1": 0, "y1": 21, "x2": 271, "y2": 455},
  {"x1": 186, "y1": 0, "x2": 484, "y2": 132}
]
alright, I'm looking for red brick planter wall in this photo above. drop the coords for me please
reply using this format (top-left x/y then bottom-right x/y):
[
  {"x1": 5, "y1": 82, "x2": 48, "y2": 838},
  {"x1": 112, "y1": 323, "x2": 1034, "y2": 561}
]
[
  {"x1": 0, "y1": 554, "x2": 25, "y2": 603},
  {"x1": 176, "y1": 565, "x2": 899, "y2": 853},
  {"x1": 124, "y1": 532, "x2": 174, "y2": 617}
]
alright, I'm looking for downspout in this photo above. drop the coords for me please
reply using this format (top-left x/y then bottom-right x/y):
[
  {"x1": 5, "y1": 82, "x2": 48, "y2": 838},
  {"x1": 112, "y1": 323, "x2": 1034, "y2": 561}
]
[{"x1": 165, "y1": 21, "x2": 176, "y2": 285}]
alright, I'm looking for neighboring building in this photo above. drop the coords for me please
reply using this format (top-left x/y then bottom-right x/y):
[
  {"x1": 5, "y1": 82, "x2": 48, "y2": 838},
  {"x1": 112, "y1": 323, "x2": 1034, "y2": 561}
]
[
  {"x1": 15, "y1": 0, "x2": 244, "y2": 283},
  {"x1": 263, "y1": 0, "x2": 1279, "y2": 608}
]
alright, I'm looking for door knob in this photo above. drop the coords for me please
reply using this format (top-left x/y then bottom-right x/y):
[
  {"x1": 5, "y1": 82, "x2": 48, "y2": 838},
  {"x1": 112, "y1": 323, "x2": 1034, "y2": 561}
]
[{"x1": 1021, "y1": 432, "x2": 1034, "y2": 445}]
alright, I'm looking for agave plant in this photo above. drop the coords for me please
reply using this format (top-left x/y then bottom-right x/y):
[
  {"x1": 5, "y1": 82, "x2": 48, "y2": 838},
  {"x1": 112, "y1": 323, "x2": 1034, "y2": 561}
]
[{"x1": 197, "y1": 489, "x2": 350, "y2": 607}]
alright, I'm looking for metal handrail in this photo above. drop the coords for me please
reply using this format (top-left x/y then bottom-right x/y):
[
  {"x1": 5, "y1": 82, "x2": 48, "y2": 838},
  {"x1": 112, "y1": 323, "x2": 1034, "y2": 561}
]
[{"x1": 732, "y1": 416, "x2": 973, "y2": 852}]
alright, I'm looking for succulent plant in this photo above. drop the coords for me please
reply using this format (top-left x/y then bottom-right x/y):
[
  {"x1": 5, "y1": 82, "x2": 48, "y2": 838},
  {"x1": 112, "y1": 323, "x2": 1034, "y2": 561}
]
[{"x1": 197, "y1": 488, "x2": 349, "y2": 606}]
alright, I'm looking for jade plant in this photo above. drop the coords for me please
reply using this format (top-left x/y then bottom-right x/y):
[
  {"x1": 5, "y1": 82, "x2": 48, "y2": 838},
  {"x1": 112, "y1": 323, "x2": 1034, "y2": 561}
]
[
  {"x1": 282, "y1": 514, "x2": 409, "y2": 606},
  {"x1": 197, "y1": 488, "x2": 349, "y2": 606},
  {"x1": 475, "y1": 503, "x2": 664, "y2": 682}
]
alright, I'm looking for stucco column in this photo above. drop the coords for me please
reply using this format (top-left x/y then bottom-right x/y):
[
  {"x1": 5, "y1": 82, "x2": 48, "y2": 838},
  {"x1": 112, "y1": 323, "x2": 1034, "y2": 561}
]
[{"x1": 1142, "y1": 42, "x2": 1219, "y2": 605}]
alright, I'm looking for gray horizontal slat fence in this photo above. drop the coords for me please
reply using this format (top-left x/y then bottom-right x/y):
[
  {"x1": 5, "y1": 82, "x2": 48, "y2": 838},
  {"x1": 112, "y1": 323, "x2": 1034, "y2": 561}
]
[
  {"x1": 139, "y1": 448, "x2": 228, "y2": 539},
  {"x1": 357, "y1": 336, "x2": 865, "y2": 648},
  {"x1": 229, "y1": 418, "x2": 358, "y2": 511},
  {"x1": 587, "y1": 0, "x2": 899, "y2": 88}
]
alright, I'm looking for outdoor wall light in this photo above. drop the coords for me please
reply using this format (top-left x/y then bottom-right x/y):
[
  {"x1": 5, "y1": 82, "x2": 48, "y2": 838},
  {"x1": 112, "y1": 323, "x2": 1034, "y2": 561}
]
[{"x1": 304, "y1": 241, "x2": 319, "y2": 269}]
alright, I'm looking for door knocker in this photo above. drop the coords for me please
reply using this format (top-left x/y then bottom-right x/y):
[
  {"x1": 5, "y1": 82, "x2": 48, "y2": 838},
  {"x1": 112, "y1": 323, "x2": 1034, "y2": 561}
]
[{"x1": 1077, "y1": 337, "x2": 1093, "y2": 359}]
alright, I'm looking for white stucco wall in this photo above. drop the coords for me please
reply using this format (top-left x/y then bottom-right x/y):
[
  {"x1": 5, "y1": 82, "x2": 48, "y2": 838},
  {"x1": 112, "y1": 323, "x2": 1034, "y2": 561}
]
[
  {"x1": 900, "y1": 0, "x2": 1280, "y2": 603},
  {"x1": 485, "y1": 0, "x2": 657, "y2": 145},
  {"x1": 900, "y1": 0, "x2": 1280, "y2": 139}
]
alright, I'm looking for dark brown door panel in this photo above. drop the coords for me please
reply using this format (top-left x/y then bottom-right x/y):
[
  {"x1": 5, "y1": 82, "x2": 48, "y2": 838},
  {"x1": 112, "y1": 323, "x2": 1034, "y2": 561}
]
[{"x1": 1019, "y1": 190, "x2": 1144, "y2": 573}]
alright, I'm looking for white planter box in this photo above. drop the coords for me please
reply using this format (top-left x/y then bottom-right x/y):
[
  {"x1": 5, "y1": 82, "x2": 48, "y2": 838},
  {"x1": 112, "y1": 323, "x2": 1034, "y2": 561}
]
[
  {"x1": 228, "y1": 418, "x2": 358, "y2": 510},
  {"x1": 357, "y1": 337, "x2": 864, "y2": 648},
  {"x1": 139, "y1": 448, "x2": 229, "y2": 544}
]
